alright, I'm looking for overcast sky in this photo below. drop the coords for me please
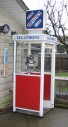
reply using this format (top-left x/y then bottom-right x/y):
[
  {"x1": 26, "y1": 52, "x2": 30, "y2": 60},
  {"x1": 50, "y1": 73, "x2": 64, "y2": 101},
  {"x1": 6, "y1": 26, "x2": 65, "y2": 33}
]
[
  {"x1": 23, "y1": 0, "x2": 45, "y2": 9},
  {"x1": 23, "y1": 0, "x2": 68, "y2": 34},
  {"x1": 23, "y1": 0, "x2": 68, "y2": 10}
]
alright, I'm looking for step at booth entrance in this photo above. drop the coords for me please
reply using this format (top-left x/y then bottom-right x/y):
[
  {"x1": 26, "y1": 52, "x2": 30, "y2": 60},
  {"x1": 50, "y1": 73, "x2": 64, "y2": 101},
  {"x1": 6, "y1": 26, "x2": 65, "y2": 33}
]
[{"x1": 12, "y1": 34, "x2": 57, "y2": 117}]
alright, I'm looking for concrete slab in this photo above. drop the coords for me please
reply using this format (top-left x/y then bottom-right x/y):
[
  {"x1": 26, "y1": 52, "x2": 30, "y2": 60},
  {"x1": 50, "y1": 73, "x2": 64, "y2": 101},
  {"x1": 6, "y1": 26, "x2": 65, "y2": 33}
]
[{"x1": 0, "y1": 108, "x2": 68, "y2": 127}]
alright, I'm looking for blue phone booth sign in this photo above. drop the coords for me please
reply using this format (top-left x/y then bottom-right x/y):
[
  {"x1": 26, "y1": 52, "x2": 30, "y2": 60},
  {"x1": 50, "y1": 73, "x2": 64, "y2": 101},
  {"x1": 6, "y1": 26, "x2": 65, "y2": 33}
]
[{"x1": 26, "y1": 10, "x2": 45, "y2": 30}]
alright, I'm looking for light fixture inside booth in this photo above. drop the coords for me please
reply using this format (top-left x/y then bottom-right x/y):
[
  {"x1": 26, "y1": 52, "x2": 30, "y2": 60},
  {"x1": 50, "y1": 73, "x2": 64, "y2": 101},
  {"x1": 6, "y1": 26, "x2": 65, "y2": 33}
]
[{"x1": 0, "y1": 24, "x2": 10, "y2": 34}]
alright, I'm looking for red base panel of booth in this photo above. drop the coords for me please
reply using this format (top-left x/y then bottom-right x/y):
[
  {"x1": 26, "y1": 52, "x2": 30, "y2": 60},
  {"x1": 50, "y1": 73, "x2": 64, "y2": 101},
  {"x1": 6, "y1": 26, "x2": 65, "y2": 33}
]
[
  {"x1": 16, "y1": 75, "x2": 40, "y2": 111},
  {"x1": 44, "y1": 74, "x2": 51, "y2": 100},
  {"x1": 30, "y1": 73, "x2": 51, "y2": 101}
]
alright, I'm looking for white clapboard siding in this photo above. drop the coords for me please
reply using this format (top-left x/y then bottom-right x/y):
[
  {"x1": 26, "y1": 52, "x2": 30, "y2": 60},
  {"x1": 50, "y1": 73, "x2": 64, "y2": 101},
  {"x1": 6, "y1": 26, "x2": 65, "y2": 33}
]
[
  {"x1": 0, "y1": 76, "x2": 12, "y2": 84},
  {"x1": 0, "y1": 82, "x2": 13, "y2": 91},
  {"x1": 0, "y1": 8, "x2": 23, "y2": 108},
  {"x1": 0, "y1": 8, "x2": 21, "y2": 26},
  {"x1": 9, "y1": 49, "x2": 21, "y2": 56},
  {"x1": 17, "y1": 56, "x2": 22, "y2": 61},
  {"x1": 0, "y1": 35, "x2": 12, "y2": 43},
  {"x1": 0, "y1": 57, "x2": 2, "y2": 64},
  {"x1": 8, "y1": 69, "x2": 13, "y2": 76},
  {"x1": 0, "y1": 9, "x2": 10, "y2": 16},
  {"x1": 0, "y1": 8, "x2": 22, "y2": 33},
  {"x1": 0, "y1": 62, "x2": 14, "y2": 69},
  {"x1": 0, "y1": 15, "x2": 20, "y2": 26},
  {"x1": 0, "y1": 56, "x2": 21, "y2": 69},
  {"x1": 0, "y1": 42, "x2": 13, "y2": 50},
  {"x1": 0, "y1": 56, "x2": 13, "y2": 64},
  {"x1": 0, "y1": 96, "x2": 12, "y2": 105},
  {"x1": 0, "y1": 95, "x2": 12, "y2": 108},
  {"x1": 0, "y1": 100, "x2": 12, "y2": 109},
  {"x1": 0, "y1": 71, "x2": 13, "y2": 78},
  {"x1": 0, "y1": 49, "x2": 14, "y2": 57},
  {"x1": 16, "y1": 68, "x2": 22, "y2": 73},
  {"x1": 0, "y1": 22, "x2": 22, "y2": 34},
  {"x1": 8, "y1": 56, "x2": 21, "y2": 63},
  {"x1": 0, "y1": 89, "x2": 13, "y2": 98},
  {"x1": 9, "y1": 63, "x2": 13, "y2": 69}
]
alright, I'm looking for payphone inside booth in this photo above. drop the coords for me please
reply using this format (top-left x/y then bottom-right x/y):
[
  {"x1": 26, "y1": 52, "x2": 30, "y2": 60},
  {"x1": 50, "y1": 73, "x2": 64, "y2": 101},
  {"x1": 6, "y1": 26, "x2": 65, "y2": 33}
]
[{"x1": 12, "y1": 34, "x2": 57, "y2": 117}]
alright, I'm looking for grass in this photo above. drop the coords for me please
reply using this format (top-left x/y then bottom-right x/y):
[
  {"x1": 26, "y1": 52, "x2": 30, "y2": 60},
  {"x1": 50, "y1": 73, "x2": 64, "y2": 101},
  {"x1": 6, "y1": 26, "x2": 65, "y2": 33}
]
[
  {"x1": 55, "y1": 72, "x2": 68, "y2": 77},
  {"x1": 55, "y1": 104, "x2": 68, "y2": 108},
  {"x1": 55, "y1": 72, "x2": 68, "y2": 108},
  {"x1": 55, "y1": 80, "x2": 68, "y2": 92}
]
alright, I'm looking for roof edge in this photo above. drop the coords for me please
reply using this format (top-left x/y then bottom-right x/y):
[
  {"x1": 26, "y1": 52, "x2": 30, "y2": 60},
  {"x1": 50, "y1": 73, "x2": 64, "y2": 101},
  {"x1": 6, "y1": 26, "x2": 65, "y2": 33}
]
[{"x1": 16, "y1": 0, "x2": 29, "y2": 11}]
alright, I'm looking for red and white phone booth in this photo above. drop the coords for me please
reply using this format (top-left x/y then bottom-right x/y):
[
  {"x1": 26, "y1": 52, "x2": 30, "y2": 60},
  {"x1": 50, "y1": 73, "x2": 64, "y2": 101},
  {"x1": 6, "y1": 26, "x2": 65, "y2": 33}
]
[{"x1": 12, "y1": 34, "x2": 57, "y2": 117}]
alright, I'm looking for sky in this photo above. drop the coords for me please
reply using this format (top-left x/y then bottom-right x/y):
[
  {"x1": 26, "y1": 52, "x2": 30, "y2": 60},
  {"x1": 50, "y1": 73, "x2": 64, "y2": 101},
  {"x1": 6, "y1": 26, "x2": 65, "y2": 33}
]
[
  {"x1": 23, "y1": 0, "x2": 68, "y2": 35},
  {"x1": 23, "y1": 0, "x2": 68, "y2": 10},
  {"x1": 23, "y1": 0, "x2": 46, "y2": 10}
]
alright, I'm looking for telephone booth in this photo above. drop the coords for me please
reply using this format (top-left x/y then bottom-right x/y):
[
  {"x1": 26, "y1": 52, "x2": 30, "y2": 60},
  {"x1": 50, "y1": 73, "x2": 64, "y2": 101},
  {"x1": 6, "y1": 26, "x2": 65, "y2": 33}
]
[{"x1": 12, "y1": 34, "x2": 57, "y2": 117}]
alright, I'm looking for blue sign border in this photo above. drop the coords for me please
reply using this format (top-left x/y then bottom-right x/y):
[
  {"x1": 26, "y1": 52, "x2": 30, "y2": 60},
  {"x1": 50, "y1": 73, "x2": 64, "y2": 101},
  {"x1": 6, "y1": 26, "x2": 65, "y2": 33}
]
[{"x1": 26, "y1": 10, "x2": 44, "y2": 30}]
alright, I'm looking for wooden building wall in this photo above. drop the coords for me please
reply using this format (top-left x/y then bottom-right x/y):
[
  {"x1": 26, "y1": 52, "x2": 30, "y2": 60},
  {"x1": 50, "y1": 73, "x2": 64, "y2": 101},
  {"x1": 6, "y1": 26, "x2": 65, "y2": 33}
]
[{"x1": 0, "y1": 8, "x2": 24, "y2": 109}]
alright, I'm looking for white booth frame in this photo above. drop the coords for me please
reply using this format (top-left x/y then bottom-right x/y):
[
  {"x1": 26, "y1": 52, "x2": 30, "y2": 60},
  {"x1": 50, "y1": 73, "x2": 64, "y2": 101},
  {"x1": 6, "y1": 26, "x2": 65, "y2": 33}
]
[{"x1": 12, "y1": 34, "x2": 57, "y2": 117}]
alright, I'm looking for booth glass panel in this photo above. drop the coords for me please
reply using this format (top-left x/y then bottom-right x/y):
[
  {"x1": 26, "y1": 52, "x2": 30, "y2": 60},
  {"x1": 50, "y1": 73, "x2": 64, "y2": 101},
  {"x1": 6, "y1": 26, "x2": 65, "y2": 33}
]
[
  {"x1": 16, "y1": 42, "x2": 41, "y2": 74},
  {"x1": 38, "y1": 45, "x2": 52, "y2": 73},
  {"x1": 44, "y1": 46, "x2": 52, "y2": 73},
  {"x1": 31, "y1": 43, "x2": 41, "y2": 73}
]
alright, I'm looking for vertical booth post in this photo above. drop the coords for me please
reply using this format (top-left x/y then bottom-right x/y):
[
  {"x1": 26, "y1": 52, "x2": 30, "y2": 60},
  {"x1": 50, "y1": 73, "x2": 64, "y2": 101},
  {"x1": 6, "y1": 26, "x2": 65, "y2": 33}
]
[
  {"x1": 13, "y1": 41, "x2": 16, "y2": 112},
  {"x1": 51, "y1": 44, "x2": 55, "y2": 108},
  {"x1": 28, "y1": 43, "x2": 31, "y2": 55},
  {"x1": 40, "y1": 41, "x2": 45, "y2": 116}
]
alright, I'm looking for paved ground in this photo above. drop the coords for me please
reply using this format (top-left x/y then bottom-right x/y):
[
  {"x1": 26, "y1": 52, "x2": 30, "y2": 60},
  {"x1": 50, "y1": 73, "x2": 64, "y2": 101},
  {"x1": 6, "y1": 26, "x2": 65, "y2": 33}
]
[{"x1": 0, "y1": 108, "x2": 68, "y2": 127}]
